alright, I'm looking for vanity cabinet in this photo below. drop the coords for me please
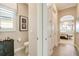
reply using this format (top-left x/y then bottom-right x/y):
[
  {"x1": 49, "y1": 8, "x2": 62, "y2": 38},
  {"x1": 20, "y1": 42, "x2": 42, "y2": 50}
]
[{"x1": 0, "y1": 39, "x2": 14, "y2": 56}]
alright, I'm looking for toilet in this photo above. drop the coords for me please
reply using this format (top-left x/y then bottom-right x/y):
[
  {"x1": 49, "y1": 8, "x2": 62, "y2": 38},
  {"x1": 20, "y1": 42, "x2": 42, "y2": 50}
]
[{"x1": 24, "y1": 42, "x2": 29, "y2": 55}]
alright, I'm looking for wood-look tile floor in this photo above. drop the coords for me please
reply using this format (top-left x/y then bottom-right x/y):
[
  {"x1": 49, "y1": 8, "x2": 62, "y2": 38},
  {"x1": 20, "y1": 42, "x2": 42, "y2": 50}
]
[{"x1": 52, "y1": 39, "x2": 79, "y2": 56}]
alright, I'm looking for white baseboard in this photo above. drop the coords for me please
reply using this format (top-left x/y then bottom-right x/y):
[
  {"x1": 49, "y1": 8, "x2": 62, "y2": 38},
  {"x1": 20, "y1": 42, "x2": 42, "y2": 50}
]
[
  {"x1": 14, "y1": 46, "x2": 25, "y2": 53},
  {"x1": 50, "y1": 50, "x2": 53, "y2": 56},
  {"x1": 74, "y1": 43, "x2": 79, "y2": 52},
  {"x1": 48, "y1": 47, "x2": 54, "y2": 56}
]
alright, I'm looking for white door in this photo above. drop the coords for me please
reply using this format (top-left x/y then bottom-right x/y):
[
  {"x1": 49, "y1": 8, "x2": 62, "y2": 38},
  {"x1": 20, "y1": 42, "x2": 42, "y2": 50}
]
[
  {"x1": 42, "y1": 4, "x2": 48, "y2": 56},
  {"x1": 29, "y1": 3, "x2": 43, "y2": 56},
  {"x1": 29, "y1": 4, "x2": 49, "y2": 56},
  {"x1": 37, "y1": 4, "x2": 43, "y2": 56}
]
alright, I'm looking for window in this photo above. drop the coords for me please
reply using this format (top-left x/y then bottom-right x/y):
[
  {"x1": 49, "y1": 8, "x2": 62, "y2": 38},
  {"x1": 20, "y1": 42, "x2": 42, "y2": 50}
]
[
  {"x1": 60, "y1": 22, "x2": 73, "y2": 33},
  {"x1": 0, "y1": 4, "x2": 16, "y2": 31},
  {"x1": 60, "y1": 15, "x2": 74, "y2": 33},
  {"x1": 60, "y1": 15, "x2": 74, "y2": 22}
]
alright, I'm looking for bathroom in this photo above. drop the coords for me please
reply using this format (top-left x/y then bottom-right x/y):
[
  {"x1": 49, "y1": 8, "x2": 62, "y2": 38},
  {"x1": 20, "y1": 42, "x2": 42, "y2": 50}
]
[{"x1": 0, "y1": 3, "x2": 29, "y2": 56}]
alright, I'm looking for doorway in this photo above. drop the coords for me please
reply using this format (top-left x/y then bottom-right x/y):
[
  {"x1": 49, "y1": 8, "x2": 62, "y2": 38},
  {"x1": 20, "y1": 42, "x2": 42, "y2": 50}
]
[
  {"x1": 59, "y1": 15, "x2": 74, "y2": 45},
  {"x1": 52, "y1": 15, "x2": 78, "y2": 56}
]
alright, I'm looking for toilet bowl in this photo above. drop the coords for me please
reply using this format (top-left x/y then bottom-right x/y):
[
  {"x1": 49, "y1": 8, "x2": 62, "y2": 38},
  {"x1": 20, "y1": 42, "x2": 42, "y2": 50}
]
[{"x1": 24, "y1": 42, "x2": 29, "y2": 54}]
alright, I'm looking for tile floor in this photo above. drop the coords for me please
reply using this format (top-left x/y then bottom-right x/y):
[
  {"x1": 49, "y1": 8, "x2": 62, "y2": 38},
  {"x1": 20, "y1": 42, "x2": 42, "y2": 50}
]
[{"x1": 52, "y1": 39, "x2": 79, "y2": 56}]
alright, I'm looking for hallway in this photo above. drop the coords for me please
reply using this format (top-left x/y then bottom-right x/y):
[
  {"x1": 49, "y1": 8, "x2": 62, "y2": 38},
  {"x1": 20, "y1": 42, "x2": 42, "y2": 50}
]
[{"x1": 52, "y1": 40, "x2": 79, "y2": 56}]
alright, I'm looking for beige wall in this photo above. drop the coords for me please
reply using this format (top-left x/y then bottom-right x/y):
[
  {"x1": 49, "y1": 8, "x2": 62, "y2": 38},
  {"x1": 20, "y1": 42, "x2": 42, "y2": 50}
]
[
  {"x1": 58, "y1": 7, "x2": 76, "y2": 19},
  {"x1": 53, "y1": 4, "x2": 59, "y2": 47},
  {"x1": 48, "y1": 4, "x2": 59, "y2": 55},
  {"x1": 0, "y1": 3, "x2": 28, "y2": 55},
  {"x1": 75, "y1": 4, "x2": 79, "y2": 47},
  {"x1": 28, "y1": 3, "x2": 37, "y2": 56}
]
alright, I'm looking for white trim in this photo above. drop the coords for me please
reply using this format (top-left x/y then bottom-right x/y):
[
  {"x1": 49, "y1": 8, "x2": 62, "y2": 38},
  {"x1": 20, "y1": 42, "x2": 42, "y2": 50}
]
[
  {"x1": 15, "y1": 41, "x2": 29, "y2": 53},
  {"x1": 37, "y1": 4, "x2": 43, "y2": 56},
  {"x1": 14, "y1": 46, "x2": 25, "y2": 53},
  {"x1": 74, "y1": 43, "x2": 79, "y2": 52},
  {"x1": 24, "y1": 42, "x2": 29, "y2": 46},
  {"x1": 42, "y1": 4, "x2": 48, "y2": 56}
]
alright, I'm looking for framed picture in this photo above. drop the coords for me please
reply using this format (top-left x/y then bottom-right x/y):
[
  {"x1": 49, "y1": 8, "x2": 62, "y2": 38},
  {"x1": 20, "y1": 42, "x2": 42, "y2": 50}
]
[{"x1": 19, "y1": 15, "x2": 28, "y2": 31}]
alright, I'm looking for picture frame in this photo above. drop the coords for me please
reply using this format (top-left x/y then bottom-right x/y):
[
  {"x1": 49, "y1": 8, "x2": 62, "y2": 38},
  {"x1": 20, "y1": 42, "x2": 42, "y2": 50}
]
[{"x1": 19, "y1": 15, "x2": 28, "y2": 31}]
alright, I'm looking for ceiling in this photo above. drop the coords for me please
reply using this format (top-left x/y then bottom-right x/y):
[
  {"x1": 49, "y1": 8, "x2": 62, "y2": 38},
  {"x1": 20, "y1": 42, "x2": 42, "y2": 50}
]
[{"x1": 56, "y1": 3, "x2": 77, "y2": 11}]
